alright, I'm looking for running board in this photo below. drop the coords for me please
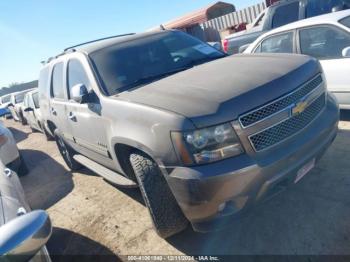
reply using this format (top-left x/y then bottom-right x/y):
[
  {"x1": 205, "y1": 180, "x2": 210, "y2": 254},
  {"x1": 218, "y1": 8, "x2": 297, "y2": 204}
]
[{"x1": 73, "y1": 154, "x2": 138, "y2": 188}]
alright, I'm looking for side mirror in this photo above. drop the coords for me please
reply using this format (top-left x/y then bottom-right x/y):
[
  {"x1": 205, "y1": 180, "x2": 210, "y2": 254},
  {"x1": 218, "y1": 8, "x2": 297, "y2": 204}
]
[
  {"x1": 0, "y1": 210, "x2": 52, "y2": 259},
  {"x1": 24, "y1": 107, "x2": 34, "y2": 112},
  {"x1": 342, "y1": 47, "x2": 350, "y2": 58},
  {"x1": 71, "y1": 84, "x2": 89, "y2": 104},
  {"x1": 207, "y1": 42, "x2": 222, "y2": 51}
]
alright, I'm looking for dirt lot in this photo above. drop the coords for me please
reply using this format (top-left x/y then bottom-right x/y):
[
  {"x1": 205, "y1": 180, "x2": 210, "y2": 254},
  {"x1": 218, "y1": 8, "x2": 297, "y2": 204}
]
[{"x1": 3, "y1": 111, "x2": 350, "y2": 259}]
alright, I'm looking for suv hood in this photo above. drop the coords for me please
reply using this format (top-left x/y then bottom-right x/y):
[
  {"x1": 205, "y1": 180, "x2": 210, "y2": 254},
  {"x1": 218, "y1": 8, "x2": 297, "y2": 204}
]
[{"x1": 117, "y1": 54, "x2": 320, "y2": 128}]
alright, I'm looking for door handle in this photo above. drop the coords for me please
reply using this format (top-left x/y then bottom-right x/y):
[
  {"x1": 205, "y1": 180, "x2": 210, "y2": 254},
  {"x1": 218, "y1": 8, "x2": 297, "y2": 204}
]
[
  {"x1": 68, "y1": 112, "x2": 77, "y2": 122},
  {"x1": 51, "y1": 108, "x2": 57, "y2": 116}
]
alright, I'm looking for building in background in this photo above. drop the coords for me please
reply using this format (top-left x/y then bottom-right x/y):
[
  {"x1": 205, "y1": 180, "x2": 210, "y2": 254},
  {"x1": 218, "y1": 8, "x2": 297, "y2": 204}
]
[
  {"x1": 152, "y1": 1, "x2": 266, "y2": 42},
  {"x1": 163, "y1": 1, "x2": 236, "y2": 32}
]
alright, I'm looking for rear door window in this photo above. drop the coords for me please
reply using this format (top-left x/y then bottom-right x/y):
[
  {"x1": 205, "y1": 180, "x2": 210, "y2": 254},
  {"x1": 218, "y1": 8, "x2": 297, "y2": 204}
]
[
  {"x1": 299, "y1": 25, "x2": 350, "y2": 59},
  {"x1": 272, "y1": 2, "x2": 300, "y2": 29},
  {"x1": 260, "y1": 32, "x2": 294, "y2": 53},
  {"x1": 51, "y1": 62, "x2": 65, "y2": 99},
  {"x1": 32, "y1": 92, "x2": 40, "y2": 108},
  {"x1": 340, "y1": 16, "x2": 350, "y2": 28}
]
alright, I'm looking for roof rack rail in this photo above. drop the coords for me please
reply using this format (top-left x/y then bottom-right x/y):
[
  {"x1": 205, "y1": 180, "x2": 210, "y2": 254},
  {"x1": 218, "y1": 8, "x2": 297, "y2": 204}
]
[{"x1": 63, "y1": 33, "x2": 135, "y2": 51}]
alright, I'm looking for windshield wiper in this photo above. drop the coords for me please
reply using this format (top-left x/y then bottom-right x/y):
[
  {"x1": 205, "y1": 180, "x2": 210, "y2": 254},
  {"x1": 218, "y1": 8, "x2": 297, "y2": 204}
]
[
  {"x1": 184, "y1": 54, "x2": 226, "y2": 68},
  {"x1": 117, "y1": 66, "x2": 194, "y2": 92}
]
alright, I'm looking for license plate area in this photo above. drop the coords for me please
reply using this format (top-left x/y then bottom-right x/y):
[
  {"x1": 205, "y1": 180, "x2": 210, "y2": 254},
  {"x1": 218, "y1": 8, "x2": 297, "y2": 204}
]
[{"x1": 295, "y1": 158, "x2": 315, "y2": 184}]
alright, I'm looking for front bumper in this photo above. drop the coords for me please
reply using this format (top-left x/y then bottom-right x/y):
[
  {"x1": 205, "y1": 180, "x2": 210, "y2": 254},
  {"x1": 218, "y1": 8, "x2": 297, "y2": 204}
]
[{"x1": 166, "y1": 94, "x2": 339, "y2": 232}]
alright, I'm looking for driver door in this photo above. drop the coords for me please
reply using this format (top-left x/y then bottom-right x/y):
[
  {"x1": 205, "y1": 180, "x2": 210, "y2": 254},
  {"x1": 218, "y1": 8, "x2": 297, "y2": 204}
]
[{"x1": 65, "y1": 55, "x2": 113, "y2": 170}]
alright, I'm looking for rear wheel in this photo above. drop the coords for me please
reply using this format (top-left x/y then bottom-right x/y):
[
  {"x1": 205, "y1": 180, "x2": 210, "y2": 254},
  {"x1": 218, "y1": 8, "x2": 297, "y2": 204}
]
[
  {"x1": 19, "y1": 111, "x2": 27, "y2": 125},
  {"x1": 43, "y1": 126, "x2": 54, "y2": 141},
  {"x1": 55, "y1": 133, "x2": 82, "y2": 171},
  {"x1": 129, "y1": 152, "x2": 188, "y2": 238}
]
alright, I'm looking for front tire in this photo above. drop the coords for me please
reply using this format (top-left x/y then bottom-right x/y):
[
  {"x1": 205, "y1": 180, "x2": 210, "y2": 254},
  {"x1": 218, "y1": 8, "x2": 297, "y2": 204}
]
[
  {"x1": 55, "y1": 133, "x2": 82, "y2": 171},
  {"x1": 129, "y1": 152, "x2": 188, "y2": 238}
]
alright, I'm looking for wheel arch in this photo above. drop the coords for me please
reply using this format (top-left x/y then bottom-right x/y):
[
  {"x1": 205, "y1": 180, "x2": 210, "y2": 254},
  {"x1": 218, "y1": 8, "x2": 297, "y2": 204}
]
[{"x1": 112, "y1": 137, "x2": 164, "y2": 180}]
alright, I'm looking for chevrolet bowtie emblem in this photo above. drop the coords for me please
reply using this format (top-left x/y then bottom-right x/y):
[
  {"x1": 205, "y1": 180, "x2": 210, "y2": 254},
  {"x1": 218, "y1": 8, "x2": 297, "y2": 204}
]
[{"x1": 292, "y1": 101, "x2": 308, "y2": 116}]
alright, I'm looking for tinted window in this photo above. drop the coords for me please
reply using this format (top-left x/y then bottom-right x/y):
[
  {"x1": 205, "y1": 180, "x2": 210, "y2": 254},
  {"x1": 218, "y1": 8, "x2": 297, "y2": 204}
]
[
  {"x1": 32, "y1": 92, "x2": 40, "y2": 108},
  {"x1": 340, "y1": 15, "x2": 350, "y2": 28},
  {"x1": 260, "y1": 32, "x2": 294, "y2": 53},
  {"x1": 90, "y1": 31, "x2": 225, "y2": 96},
  {"x1": 15, "y1": 93, "x2": 25, "y2": 103},
  {"x1": 23, "y1": 95, "x2": 28, "y2": 107},
  {"x1": 306, "y1": 0, "x2": 350, "y2": 18},
  {"x1": 2, "y1": 95, "x2": 10, "y2": 103},
  {"x1": 299, "y1": 26, "x2": 350, "y2": 59},
  {"x1": 39, "y1": 66, "x2": 50, "y2": 100},
  {"x1": 272, "y1": 2, "x2": 300, "y2": 29},
  {"x1": 67, "y1": 59, "x2": 90, "y2": 98},
  {"x1": 51, "y1": 63, "x2": 65, "y2": 99}
]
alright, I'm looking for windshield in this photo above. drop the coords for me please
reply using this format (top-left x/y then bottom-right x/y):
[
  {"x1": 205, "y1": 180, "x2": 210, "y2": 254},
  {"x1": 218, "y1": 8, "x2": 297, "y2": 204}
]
[
  {"x1": 340, "y1": 15, "x2": 350, "y2": 28},
  {"x1": 89, "y1": 31, "x2": 225, "y2": 96},
  {"x1": 306, "y1": 0, "x2": 350, "y2": 18},
  {"x1": 32, "y1": 92, "x2": 40, "y2": 108},
  {"x1": 2, "y1": 95, "x2": 11, "y2": 103}
]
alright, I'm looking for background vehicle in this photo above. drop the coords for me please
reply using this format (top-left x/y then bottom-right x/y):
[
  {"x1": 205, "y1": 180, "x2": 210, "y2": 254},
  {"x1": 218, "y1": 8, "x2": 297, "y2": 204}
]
[
  {"x1": 224, "y1": 0, "x2": 350, "y2": 54},
  {"x1": 0, "y1": 95, "x2": 13, "y2": 119},
  {"x1": 39, "y1": 30, "x2": 338, "y2": 238},
  {"x1": 8, "y1": 89, "x2": 35, "y2": 124},
  {"x1": 245, "y1": 10, "x2": 350, "y2": 109},
  {"x1": 0, "y1": 161, "x2": 51, "y2": 261},
  {"x1": 0, "y1": 121, "x2": 27, "y2": 176},
  {"x1": 23, "y1": 89, "x2": 44, "y2": 132}
]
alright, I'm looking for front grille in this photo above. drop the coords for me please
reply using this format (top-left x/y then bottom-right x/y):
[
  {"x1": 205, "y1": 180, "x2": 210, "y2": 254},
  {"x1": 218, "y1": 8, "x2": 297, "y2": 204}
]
[
  {"x1": 249, "y1": 93, "x2": 326, "y2": 152},
  {"x1": 240, "y1": 75, "x2": 323, "y2": 127}
]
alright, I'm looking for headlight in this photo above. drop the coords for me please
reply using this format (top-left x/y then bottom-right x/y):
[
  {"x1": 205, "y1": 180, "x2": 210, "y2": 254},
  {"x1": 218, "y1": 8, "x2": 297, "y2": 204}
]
[{"x1": 172, "y1": 123, "x2": 244, "y2": 165}]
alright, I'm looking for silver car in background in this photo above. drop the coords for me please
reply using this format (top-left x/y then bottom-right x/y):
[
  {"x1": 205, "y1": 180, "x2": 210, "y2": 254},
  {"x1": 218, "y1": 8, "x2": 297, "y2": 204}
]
[
  {"x1": 8, "y1": 89, "x2": 35, "y2": 124},
  {"x1": 0, "y1": 120, "x2": 27, "y2": 176},
  {"x1": 0, "y1": 148, "x2": 52, "y2": 260},
  {"x1": 23, "y1": 89, "x2": 44, "y2": 133}
]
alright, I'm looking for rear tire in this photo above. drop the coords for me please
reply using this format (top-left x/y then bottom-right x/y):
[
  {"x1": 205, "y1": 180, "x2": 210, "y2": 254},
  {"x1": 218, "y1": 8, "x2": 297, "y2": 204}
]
[
  {"x1": 55, "y1": 133, "x2": 82, "y2": 171},
  {"x1": 19, "y1": 111, "x2": 27, "y2": 125},
  {"x1": 43, "y1": 126, "x2": 54, "y2": 141},
  {"x1": 129, "y1": 152, "x2": 188, "y2": 238}
]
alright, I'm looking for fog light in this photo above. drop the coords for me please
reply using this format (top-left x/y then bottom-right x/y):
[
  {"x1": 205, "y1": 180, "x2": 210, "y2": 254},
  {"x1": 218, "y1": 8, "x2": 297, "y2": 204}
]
[{"x1": 218, "y1": 202, "x2": 226, "y2": 212}]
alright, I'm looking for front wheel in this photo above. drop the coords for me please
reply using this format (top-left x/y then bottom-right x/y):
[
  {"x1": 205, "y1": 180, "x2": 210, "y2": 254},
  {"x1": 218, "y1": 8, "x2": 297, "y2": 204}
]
[
  {"x1": 129, "y1": 152, "x2": 188, "y2": 238},
  {"x1": 55, "y1": 133, "x2": 82, "y2": 171}
]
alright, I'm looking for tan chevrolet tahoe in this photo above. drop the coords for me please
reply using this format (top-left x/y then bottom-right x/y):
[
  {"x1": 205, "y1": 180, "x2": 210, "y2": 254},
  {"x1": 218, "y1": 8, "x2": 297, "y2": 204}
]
[{"x1": 38, "y1": 30, "x2": 339, "y2": 238}]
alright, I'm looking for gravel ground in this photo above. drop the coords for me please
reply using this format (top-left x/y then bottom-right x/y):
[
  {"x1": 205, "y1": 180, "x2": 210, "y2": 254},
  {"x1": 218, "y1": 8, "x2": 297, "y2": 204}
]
[{"x1": 3, "y1": 111, "x2": 350, "y2": 259}]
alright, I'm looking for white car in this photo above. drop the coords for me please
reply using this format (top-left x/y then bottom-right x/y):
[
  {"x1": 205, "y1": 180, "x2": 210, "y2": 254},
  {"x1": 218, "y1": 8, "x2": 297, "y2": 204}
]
[
  {"x1": 245, "y1": 10, "x2": 350, "y2": 109},
  {"x1": 8, "y1": 89, "x2": 35, "y2": 124},
  {"x1": 23, "y1": 89, "x2": 43, "y2": 132},
  {"x1": 0, "y1": 120, "x2": 27, "y2": 175}
]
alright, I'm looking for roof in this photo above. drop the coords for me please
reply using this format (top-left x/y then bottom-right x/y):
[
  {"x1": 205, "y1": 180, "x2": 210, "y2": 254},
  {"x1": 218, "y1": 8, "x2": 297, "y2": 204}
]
[
  {"x1": 163, "y1": 1, "x2": 235, "y2": 29},
  {"x1": 59, "y1": 30, "x2": 171, "y2": 56},
  {"x1": 245, "y1": 9, "x2": 350, "y2": 52}
]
